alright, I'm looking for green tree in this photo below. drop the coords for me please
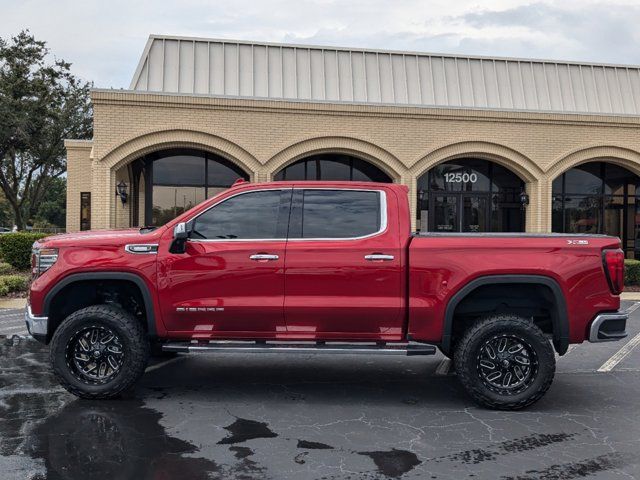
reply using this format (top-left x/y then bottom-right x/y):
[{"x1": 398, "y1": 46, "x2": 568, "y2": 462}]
[
  {"x1": 0, "y1": 31, "x2": 92, "y2": 229},
  {"x1": 32, "y1": 176, "x2": 66, "y2": 228}
]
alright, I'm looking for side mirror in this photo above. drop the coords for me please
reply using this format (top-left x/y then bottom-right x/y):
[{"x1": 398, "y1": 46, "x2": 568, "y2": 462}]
[
  {"x1": 170, "y1": 222, "x2": 190, "y2": 254},
  {"x1": 174, "y1": 222, "x2": 188, "y2": 240}
]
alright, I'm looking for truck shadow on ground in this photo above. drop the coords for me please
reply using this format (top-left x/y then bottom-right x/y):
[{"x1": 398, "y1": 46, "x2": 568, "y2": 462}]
[{"x1": 139, "y1": 352, "x2": 606, "y2": 411}]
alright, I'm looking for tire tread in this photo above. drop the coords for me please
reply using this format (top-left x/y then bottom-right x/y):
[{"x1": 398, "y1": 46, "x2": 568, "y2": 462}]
[
  {"x1": 50, "y1": 304, "x2": 149, "y2": 399},
  {"x1": 454, "y1": 314, "x2": 555, "y2": 410}
]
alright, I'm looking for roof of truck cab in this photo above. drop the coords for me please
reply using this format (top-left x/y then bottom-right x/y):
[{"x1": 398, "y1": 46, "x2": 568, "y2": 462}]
[{"x1": 230, "y1": 181, "x2": 408, "y2": 191}]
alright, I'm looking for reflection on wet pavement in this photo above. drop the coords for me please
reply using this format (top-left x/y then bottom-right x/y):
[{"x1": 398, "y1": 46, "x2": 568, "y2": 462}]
[{"x1": 1, "y1": 336, "x2": 639, "y2": 479}]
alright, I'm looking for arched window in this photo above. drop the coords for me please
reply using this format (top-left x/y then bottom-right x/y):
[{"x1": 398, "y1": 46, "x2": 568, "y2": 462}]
[
  {"x1": 552, "y1": 161, "x2": 640, "y2": 258},
  {"x1": 130, "y1": 148, "x2": 249, "y2": 226},
  {"x1": 274, "y1": 153, "x2": 392, "y2": 182},
  {"x1": 417, "y1": 159, "x2": 525, "y2": 232}
]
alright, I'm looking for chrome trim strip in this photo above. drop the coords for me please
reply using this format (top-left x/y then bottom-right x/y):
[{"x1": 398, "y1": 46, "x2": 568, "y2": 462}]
[
  {"x1": 187, "y1": 187, "x2": 388, "y2": 243},
  {"x1": 249, "y1": 254, "x2": 279, "y2": 261},
  {"x1": 589, "y1": 312, "x2": 628, "y2": 342},
  {"x1": 364, "y1": 254, "x2": 395, "y2": 261},
  {"x1": 125, "y1": 244, "x2": 159, "y2": 254},
  {"x1": 25, "y1": 305, "x2": 48, "y2": 336}
]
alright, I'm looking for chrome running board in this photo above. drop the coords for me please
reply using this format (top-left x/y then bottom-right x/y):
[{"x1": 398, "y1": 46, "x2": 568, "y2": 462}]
[{"x1": 162, "y1": 341, "x2": 436, "y2": 356}]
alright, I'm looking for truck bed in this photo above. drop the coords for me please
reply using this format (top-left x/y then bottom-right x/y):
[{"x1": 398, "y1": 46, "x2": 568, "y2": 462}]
[{"x1": 407, "y1": 232, "x2": 622, "y2": 349}]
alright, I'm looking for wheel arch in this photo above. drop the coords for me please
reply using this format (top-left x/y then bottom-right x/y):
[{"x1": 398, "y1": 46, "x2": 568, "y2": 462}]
[
  {"x1": 441, "y1": 275, "x2": 569, "y2": 356},
  {"x1": 43, "y1": 272, "x2": 157, "y2": 341}
]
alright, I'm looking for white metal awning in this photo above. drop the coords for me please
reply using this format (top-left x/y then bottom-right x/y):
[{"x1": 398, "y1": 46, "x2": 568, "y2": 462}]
[{"x1": 130, "y1": 34, "x2": 640, "y2": 116}]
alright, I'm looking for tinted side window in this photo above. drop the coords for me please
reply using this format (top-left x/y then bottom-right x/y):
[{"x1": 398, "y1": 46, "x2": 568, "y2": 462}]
[
  {"x1": 193, "y1": 190, "x2": 287, "y2": 239},
  {"x1": 297, "y1": 190, "x2": 382, "y2": 238}
]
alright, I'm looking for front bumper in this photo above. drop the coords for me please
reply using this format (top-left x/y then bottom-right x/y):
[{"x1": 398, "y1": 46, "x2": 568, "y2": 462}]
[
  {"x1": 25, "y1": 305, "x2": 48, "y2": 343},
  {"x1": 589, "y1": 312, "x2": 628, "y2": 342}
]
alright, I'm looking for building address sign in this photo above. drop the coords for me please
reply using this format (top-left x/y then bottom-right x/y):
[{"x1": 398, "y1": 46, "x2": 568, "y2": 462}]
[{"x1": 444, "y1": 172, "x2": 478, "y2": 184}]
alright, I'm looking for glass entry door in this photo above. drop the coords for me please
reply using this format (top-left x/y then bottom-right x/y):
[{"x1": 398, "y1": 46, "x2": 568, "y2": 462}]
[
  {"x1": 431, "y1": 194, "x2": 490, "y2": 233},
  {"x1": 462, "y1": 195, "x2": 489, "y2": 232},
  {"x1": 432, "y1": 195, "x2": 458, "y2": 232}
]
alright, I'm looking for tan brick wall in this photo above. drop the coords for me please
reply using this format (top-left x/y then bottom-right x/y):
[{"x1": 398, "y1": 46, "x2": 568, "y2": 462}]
[
  {"x1": 67, "y1": 90, "x2": 640, "y2": 231},
  {"x1": 65, "y1": 140, "x2": 93, "y2": 232}
]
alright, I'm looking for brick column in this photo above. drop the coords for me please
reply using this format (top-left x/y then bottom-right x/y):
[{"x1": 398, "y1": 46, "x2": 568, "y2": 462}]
[{"x1": 64, "y1": 140, "x2": 94, "y2": 233}]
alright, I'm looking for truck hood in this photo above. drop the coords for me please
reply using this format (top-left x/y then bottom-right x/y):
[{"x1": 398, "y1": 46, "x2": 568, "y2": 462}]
[{"x1": 37, "y1": 227, "x2": 166, "y2": 248}]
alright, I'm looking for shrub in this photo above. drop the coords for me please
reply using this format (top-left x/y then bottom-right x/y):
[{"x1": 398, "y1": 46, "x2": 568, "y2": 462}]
[
  {"x1": 0, "y1": 274, "x2": 28, "y2": 296},
  {"x1": 624, "y1": 259, "x2": 640, "y2": 286},
  {"x1": 0, "y1": 262, "x2": 13, "y2": 275},
  {"x1": 0, "y1": 233, "x2": 48, "y2": 270}
]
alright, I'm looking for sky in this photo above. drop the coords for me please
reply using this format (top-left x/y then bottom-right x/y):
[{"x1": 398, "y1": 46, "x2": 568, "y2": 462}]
[{"x1": 2, "y1": 0, "x2": 640, "y2": 88}]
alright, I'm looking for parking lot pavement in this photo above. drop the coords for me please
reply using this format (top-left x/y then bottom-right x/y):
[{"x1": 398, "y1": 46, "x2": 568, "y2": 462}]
[
  {"x1": 0, "y1": 308, "x2": 28, "y2": 336},
  {"x1": 1, "y1": 305, "x2": 639, "y2": 480}
]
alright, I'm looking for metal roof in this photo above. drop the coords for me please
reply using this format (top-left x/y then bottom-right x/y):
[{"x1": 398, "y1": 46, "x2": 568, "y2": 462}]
[{"x1": 130, "y1": 34, "x2": 640, "y2": 116}]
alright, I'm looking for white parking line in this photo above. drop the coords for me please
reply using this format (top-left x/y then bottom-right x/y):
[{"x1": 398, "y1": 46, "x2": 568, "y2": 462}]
[
  {"x1": 0, "y1": 325, "x2": 28, "y2": 332},
  {"x1": 435, "y1": 358, "x2": 451, "y2": 376},
  {"x1": 145, "y1": 356, "x2": 185, "y2": 372},
  {"x1": 597, "y1": 332, "x2": 640, "y2": 372},
  {"x1": 626, "y1": 302, "x2": 640, "y2": 314}
]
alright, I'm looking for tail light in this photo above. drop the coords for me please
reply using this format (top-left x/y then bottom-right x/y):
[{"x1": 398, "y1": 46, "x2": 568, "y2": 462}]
[
  {"x1": 602, "y1": 248, "x2": 624, "y2": 295},
  {"x1": 31, "y1": 247, "x2": 58, "y2": 278}
]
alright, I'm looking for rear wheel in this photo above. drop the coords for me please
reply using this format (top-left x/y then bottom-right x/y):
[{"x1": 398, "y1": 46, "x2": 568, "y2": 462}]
[
  {"x1": 50, "y1": 305, "x2": 149, "y2": 399},
  {"x1": 454, "y1": 314, "x2": 555, "y2": 410}
]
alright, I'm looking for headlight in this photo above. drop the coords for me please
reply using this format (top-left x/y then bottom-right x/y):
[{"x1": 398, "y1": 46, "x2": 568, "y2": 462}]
[{"x1": 31, "y1": 247, "x2": 58, "y2": 277}]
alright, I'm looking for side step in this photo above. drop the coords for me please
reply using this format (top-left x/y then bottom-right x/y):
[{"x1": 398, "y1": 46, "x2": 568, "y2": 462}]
[{"x1": 162, "y1": 341, "x2": 436, "y2": 356}]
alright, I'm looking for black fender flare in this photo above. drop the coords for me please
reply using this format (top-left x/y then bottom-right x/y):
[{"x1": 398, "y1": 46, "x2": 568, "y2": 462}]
[
  {"x1": 43, "y1": 272, "x2": 157, "y2": 337},
  {"x1": 441, "y1": 275, "x2": 569, "y2": 356}
]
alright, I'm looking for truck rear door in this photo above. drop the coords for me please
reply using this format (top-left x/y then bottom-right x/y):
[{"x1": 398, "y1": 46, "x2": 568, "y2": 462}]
[{"x1": 283, "y1": 187, "x2": 404, "y2": 340}]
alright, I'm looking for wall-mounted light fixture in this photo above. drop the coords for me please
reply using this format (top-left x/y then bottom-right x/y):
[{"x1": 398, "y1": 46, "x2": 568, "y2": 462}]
[
  {"x1": 116, "y1": 180, "x2": 128, "y2": 205},
  {"x1": 519, "y1": 189, "x2": 530, "y2": 208}
]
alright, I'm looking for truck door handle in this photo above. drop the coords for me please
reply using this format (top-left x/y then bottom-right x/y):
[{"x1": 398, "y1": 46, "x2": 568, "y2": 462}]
[
  {"x1": 250, "y1": 254, "x2": 279, "y2": 261},
  {"x1": 364, "y1": 254, "x2": 395, "y2": 261}
]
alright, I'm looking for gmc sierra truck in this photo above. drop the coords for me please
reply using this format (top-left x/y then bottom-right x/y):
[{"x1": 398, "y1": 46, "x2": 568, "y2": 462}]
[{"x1": 26, "y1": 181, "x2": 628, "y2": 409}]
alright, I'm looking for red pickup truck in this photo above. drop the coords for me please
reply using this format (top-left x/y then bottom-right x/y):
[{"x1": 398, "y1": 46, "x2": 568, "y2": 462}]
[{"x1": 26, "y1": 181, "x2": 628, "y2": 409}]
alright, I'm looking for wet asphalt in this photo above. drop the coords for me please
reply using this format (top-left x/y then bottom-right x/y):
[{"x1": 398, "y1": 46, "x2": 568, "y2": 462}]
[{"x1": 0, "y1": 303, "x2": 639, "y2": 480}]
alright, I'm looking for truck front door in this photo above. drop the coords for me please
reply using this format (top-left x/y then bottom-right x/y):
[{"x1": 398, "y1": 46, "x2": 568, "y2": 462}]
[
  {"x1": 283, "y1": 187, "x2": 404, "y2": 340},
  {"x1": 157, "y1": 188, "x2": 291, "y2": 337}
]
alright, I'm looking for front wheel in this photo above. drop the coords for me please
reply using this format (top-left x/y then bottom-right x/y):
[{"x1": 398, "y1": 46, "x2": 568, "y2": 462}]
[
  {"x1": 454, "y1": 314, "x2": 555, "y2": 410},
  {"x1": 50, "y1": 305, "x2": 149, "y2": 399}
]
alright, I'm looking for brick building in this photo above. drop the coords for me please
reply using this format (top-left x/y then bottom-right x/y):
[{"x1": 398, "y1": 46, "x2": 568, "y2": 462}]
[{"x1": 66, "y1": 34, "x2": 640, "y2": 258}]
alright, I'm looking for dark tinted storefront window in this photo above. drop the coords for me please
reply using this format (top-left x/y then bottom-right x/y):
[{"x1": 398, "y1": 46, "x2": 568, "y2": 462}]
[
  {"x1": 417, "y1": 159, "x2": 525, "y2": 233},
  {"x1": 552, "y1": 161, "x2": 640, "y2": 258},
  {"x1": 80, "y1": 192, "x2": 91, "y2": 231},
  {"x1": 146, "y1": 149, "x2": 248, "y2": 226},
  {"x1": 129, "y1": 149, "x2": 249, "y2": 226},
  {"x1": 275, "y1": 154, "x2": 392, "y2": 183}
]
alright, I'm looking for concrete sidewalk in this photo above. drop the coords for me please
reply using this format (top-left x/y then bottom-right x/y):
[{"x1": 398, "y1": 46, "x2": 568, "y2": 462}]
[
  {"x1": 0, "y1": 298, "x2": 26, "y2": 309},
  {"x1": 621, "y1": 292, "x2": 640, "y2": 301}
]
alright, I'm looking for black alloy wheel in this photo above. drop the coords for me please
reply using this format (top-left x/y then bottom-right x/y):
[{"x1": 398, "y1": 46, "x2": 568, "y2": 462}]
[
  {"x1": 476, "y1": 334, "x2": 538, "y2": 395},
  {"x1": 66, "y1": 326, "x2": 125, "y2": 384}
]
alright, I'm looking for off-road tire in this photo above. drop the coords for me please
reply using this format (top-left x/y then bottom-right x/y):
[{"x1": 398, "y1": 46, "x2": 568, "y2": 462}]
[
  {"x1": 50, "y1": 305, "x2": 149, "y2": 399},
  {"x1": 454, "y1": 314, "x2": 555, "y2": 410}
]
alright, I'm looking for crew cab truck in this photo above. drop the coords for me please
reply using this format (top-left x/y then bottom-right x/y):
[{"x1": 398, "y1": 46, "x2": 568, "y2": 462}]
[{"x1": 26, "y1": 181, "x2": 628, "y2": 410}]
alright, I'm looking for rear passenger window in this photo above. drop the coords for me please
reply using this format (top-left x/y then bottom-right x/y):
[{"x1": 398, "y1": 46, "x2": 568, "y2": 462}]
[{"x1": 296, "y1": 190, "x2": 382, "y2": 238}]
